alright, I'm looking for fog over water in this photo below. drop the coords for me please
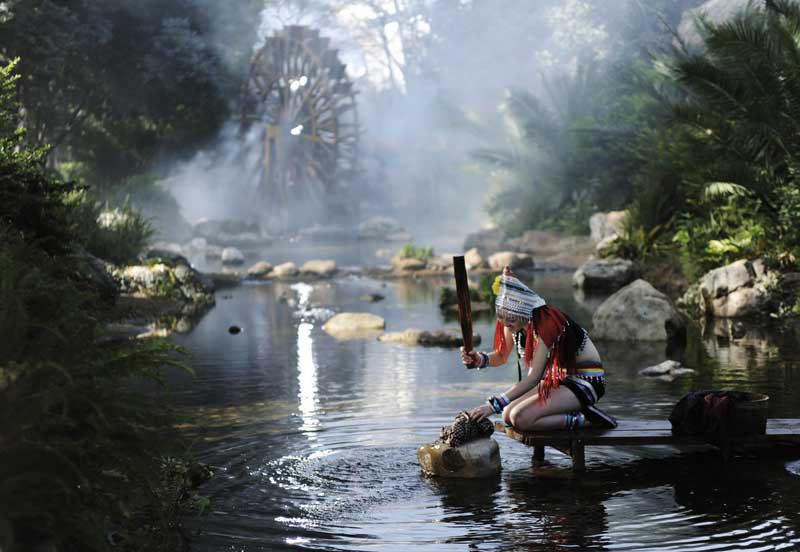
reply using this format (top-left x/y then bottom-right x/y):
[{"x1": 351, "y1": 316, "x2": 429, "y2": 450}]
[{"x1": 166, "y1": 0, "x2": 626, "y2": 243}]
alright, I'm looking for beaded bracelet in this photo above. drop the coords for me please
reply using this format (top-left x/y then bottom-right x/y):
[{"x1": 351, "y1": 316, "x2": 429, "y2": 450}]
[
  {"x1": 487, "y1": 394, "x2": 510, "y2": 414},
  {"x1": 478, "y1": 351, "x2": 489, "y2": 369}
]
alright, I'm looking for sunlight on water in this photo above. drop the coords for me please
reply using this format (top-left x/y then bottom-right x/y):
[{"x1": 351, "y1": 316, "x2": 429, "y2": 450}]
[{"x1": 171, "y1": 273, "x2": 800, "y2": 552}]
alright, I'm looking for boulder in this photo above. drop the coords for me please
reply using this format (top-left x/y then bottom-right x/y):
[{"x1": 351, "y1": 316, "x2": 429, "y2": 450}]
[
  {"x1": 301, "y1": 259, "x2": 337, "y2": 278},
  {"x1": 487, "y1": 251, "x2": 534, "y2": 271},
  {"x1": 592, "y1": 279, "x2": 686, "y2": 341},
  {"x1": 573, "y1": 257, "x2": 636, "y2": 293},
  {"x1": 112, "y1": 263, "x2": 214, "y2": 304},
  {"x1": 697, "y1": 259, "x2": 771, "y2": 318},
  {"x1": 270, "y1": 262, "x2": 299, "y2": 278},
  {"x1": 464, "y1": 248, "x2": 484, "y2": 270},
  {"x1": 417, "y1": 438, "x2": 500, "y2": 478},
  {"x1": 426, "y1": 255, "x2": 453, "y2": 271},
  {"x1": 144, "y1": 245, "x2": 190, "y2": 267},
  {"x1": 221, "y1": 247, "x2": 245, "y2": 265},
  {"x1": 322, "y1": 312, "x2": 385, "y2": 339},
  {"x1": 378, "y1": 329, "x2": 482, "y2": 348},
  {"x1": 247, "y1": 261, "x2": 273, "y2": 278},
  {"x1": 391, "y1": 256, "x2": 427, "y2": 272},
  {"x1": 589, "y1": 210, "x2": 627, "y2": 243},
  {"x1": 463, "y1": 225, "x2": 505, "y2": 256}
]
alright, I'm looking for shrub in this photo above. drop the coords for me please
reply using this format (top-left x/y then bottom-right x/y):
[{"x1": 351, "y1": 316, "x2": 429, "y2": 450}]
[{"x1": 397, "y1": 242, "x2": 434, "y2": 261}]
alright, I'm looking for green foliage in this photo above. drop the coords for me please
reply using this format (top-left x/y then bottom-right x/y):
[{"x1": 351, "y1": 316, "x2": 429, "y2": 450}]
[
  {"x1": 65, "y1": 191, "x2": 154, "y2": 265},
  {"x1": 0, "y1": 60, "x2": 196, "y2": 551},
  {"x1": 0, "y1": 0, "x2": 261, "y2": 181},
  {"x1": 397, "y1": 242, "x2": 434, "y2": 261}
]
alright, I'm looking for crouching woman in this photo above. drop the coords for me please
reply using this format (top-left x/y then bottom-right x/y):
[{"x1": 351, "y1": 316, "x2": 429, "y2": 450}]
[{"x1": 461, "y1": 268, "x2": 614, "y2": 431}]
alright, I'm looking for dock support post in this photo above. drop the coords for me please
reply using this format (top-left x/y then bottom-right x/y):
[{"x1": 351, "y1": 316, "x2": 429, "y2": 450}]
[
  {"x1": 533, "y1": 445, "x2": 545, "y2": 462},
  {"x1": 571, "y1": 440, "x2": 585, "y2": 472}
]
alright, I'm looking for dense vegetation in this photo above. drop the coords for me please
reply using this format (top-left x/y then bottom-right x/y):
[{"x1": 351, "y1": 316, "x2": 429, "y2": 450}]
[
  {"x1": 478, "y1": 0, "x2": 800, "y2": 293},
  {"x1": 0, "y1": 59, "x2": 201, "y2": 552}
]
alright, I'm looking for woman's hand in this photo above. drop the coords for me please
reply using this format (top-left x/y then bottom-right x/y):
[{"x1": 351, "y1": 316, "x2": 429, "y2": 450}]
[
  {"x1": 469, "y1": 403, "x2": 494, "y2": 422},
  {"x1": 460, "y1": 346, "x2": 480, "y2": 368}
]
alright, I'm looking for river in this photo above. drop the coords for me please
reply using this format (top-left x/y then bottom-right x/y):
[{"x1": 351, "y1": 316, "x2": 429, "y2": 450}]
[{"x1": 167, "y1": 247, "x2": 800, "y2": 552}]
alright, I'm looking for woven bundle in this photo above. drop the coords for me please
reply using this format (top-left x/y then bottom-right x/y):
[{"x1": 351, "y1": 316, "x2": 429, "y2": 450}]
[{"x1": 438, "y1": 411, "x2": 494, "y2": 447}]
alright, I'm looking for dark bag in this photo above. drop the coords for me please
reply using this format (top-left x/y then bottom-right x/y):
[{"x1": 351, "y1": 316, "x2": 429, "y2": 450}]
[{"x1": 669, "y1": 390, "x2": 753, "y2": 446}]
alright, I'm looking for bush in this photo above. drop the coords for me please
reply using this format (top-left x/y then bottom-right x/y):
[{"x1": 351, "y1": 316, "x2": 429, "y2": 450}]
[
  {"x1": 397, "y1": 242, "x2": 434, "y2": 261},
  {"x1": 65, "y1": 191, "x2": 154, "y2": 265}
]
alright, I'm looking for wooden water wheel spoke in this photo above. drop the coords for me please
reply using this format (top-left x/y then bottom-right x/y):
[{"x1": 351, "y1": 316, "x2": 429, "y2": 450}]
[{"x1": 240, "y1": 25, "x2": 358, "y2": 226}]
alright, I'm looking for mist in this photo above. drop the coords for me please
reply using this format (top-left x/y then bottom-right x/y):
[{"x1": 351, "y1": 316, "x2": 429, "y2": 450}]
[{"x1": 164, "y1": 0, "x2": 656, "y2": 249}]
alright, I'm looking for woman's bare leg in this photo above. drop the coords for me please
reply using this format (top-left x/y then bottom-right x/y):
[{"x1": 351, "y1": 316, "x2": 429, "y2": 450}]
[{"x1": 505, "y1": 386, "x2": 583, "y2": 432}]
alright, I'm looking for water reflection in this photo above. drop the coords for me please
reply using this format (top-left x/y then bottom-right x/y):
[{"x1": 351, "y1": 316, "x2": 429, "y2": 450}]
[{"x1": 296, "y1": 321, "x2": 321, "y2": 437}]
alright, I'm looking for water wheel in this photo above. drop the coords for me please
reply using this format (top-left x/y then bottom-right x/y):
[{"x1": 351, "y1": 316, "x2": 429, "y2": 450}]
[{"x1": 240, "y1": 25, "x2": 359, "y2": 226}]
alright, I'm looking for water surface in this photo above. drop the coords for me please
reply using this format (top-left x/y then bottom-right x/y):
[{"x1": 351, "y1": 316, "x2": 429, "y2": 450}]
[{"x1": 169, "y1": 270, "x2": 800, "y2": 551}]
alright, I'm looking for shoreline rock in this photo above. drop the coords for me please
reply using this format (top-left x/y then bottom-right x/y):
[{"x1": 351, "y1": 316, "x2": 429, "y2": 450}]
[
  {"x1": 592, "y1": 279, "x2": 686, "y2": 342},
  {"x1": 377, "y1": 329, "x2": 482, "y2": 348}
]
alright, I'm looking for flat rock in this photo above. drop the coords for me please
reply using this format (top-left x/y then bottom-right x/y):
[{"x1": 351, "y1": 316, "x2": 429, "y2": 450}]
[
  {"x1": 322, "y1": 312, "x2": 386, "y2": 339},
  {"x1": 391, "y1": 257, "x2": 427, "y2": 271},
  {"x1": 639, "y1": 359, "x2": 682, "y2": 376},
  {"x1": 270, "y1": 262, "x2": 299, "y2": 278},
  {"x1": 378, "y1": 329, "x2": 482, "y2": 348},
  {"x1": 301, "y1": 259, "x2": 337, "y2": 278},
  {"x1": 247, "y1": 261, "x2": 273, "y2": 278},
  {"x1": 487, "y1": 251, "x2": 534, "y2": 271},
  {"x1": 592, "y1": 279, "x2": 686, "y2": 341},
  {"x1": 417, "y1": 438, "x2": 500, "y2": 478}
]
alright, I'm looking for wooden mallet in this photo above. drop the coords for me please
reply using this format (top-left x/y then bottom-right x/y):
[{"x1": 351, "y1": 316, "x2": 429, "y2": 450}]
[{"x1": 452, "y1": 255, "x2": 475, "y2": 368}]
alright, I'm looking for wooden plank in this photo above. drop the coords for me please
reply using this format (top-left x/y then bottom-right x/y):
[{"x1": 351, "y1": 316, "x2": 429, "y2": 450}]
[{"x1": 494, "y1": 419, "x2": 800, "y2": 448}]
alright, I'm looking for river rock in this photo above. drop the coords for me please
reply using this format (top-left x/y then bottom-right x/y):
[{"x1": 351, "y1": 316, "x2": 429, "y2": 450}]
[
  {"x1": 221, "y1": 247, "x2": 245, "y2": 265},
  {"x1": 270, "y1": 262, "x2": 299, "y2": 278},
  {"x1": 377, "y1": 329, "x2": 482, "y2": 348},
  {"x1": 247, "y1": 261, "x2": 273, "y2": 278},
  {"x1": 463, "y1": 225, "x2": 506, "y2": 256},
  {"x1": 464, "y1": 248, "x2": 484, "y2": 270},
  {"x1": 696, "y1": 258, "x2": 771, "y2": 318},
  {"x1": 592, "y1": 279, "x2": 686, "y2": 341},
  {"x1": 573, "y1": 257, "x2": 636, "y2": 293},
  {"x1": 301, "y1": 259, "x2": 337, "y2": 278},
  {"x1": 639, "y1": 360, "x2": 696, "y2": 381},
  {"x1": 417, "y1": 438, "x2": 500, "y2": 478},
  {"x1": 112, "y1": 263, "x2": 214, "y2": 304},
  {"x1": 589, "y1": 210, "x2": 627, "y2": 243},
  {"x1": 322, "y1": 312, "x2": 385, "y2": 339},
  {"x1": 391, "y1": 256, "x2": 427, "y2": 272},
  {"x1": 487, "y1": 251, "x2": 534, "y2": 271}
]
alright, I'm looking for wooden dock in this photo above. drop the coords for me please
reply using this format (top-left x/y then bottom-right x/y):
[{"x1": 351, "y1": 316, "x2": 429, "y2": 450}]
[{"x1": 494, "y1": 419, "x2": 800, "y2": 472}]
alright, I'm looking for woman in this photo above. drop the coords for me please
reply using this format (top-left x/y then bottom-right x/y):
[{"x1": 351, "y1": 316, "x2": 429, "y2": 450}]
[{"x1": 461, "y1": 267, "x2": 615, "y2": 431}]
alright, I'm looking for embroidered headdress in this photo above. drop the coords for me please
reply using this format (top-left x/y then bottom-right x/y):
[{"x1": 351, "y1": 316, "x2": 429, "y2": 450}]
[
  {"x1": 491, "y1": 269, "x2": 580, "y2": 402},
  {"x1": 493, "y1": 273, "x2": 545, "y2": 324}
]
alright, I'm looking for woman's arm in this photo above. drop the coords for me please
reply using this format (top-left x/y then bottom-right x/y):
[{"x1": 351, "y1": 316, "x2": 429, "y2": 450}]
[
  {"x1": 502, "y1": 341, "x2": 549, "y2": 402},
  {"x1": 460, "y1": 325, "x2": 514, "y2": 367}
]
